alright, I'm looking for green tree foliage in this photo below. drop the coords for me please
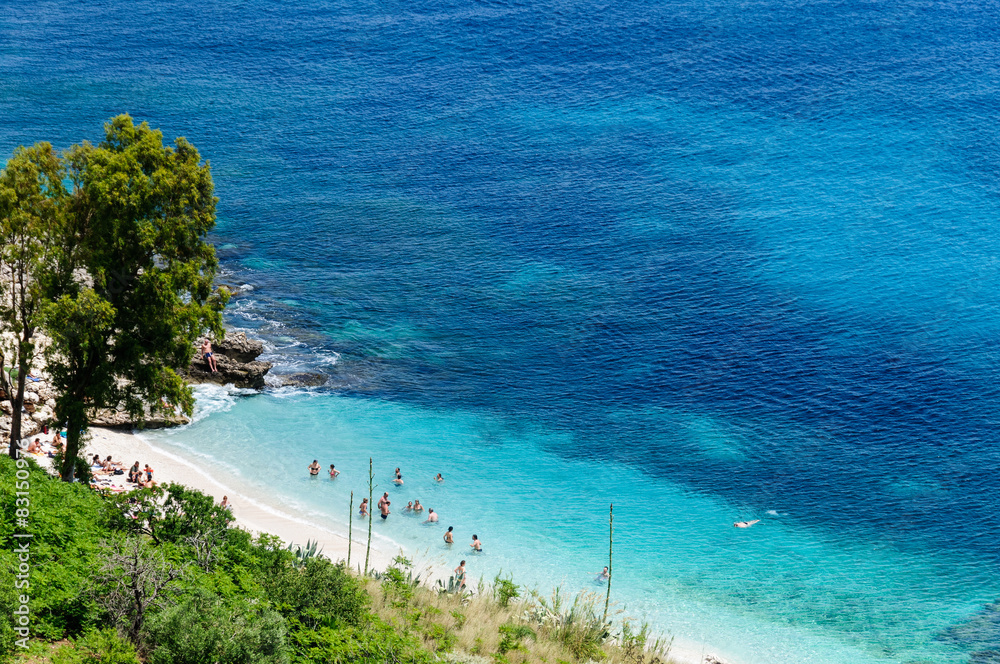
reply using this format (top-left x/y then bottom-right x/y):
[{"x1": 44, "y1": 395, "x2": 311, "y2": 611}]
[
  {"x1": 145, "y1": 591, "x2": 287, "y2": 664},
  {"x1": 44, "y1": 115, "x2": 228, "y2": 481},
  {"x1": 0, "y1": 143, "x2": 66, "y2": 458}
]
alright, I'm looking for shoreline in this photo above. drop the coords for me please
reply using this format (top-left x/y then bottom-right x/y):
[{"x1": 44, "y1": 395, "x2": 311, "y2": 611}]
[{"x1": 49, "y1": 424, "x2": 737, "y2": 664}]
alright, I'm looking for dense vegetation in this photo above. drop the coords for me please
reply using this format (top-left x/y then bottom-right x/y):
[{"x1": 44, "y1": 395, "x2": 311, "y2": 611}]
[{"x1": 0, "y1": 456, "x2": 674, "y2": 664}]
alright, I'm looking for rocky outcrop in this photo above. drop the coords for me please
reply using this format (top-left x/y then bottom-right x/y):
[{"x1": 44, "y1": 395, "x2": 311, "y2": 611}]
[
  {"x1": 185, "y1": 331, "x2": 273, "y2": 390},
  {"x1": 91, "y1": 408, "x2": 191, "y2": 429},
  {"x1": 277, "y1": 372, "x2": 327, "y2": 388}
]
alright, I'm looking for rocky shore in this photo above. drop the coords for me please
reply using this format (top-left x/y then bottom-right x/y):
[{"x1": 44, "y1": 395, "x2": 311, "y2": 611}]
[{"x1": 0, "y1": 330, "x2": 273, "y2": 440}]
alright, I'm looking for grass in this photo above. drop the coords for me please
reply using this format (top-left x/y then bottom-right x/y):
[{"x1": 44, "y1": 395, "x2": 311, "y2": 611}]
[{"x1": 367, "y1": 558, "x2": 678, "y2": 664}]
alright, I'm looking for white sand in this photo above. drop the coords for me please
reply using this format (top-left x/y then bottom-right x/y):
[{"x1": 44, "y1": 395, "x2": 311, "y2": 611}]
[{"x1": 22, "y1": 427, "x2": 736, "y2": 664}]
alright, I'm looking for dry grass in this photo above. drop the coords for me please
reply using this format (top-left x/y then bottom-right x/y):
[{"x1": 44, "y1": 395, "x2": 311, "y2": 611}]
[{"x1": 366, "y1": 559, "x2": 678, "y2": 664}]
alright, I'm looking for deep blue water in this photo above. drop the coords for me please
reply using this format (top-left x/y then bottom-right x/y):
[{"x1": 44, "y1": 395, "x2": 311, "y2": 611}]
[{"x1": 3, "y1": 0, "x2": 1000, "y2": 661}]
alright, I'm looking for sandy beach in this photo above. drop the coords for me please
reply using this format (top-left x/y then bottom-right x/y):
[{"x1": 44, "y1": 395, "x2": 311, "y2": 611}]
[{"x1": 21, "y1": 426, "x2": 735, "y2": 664}]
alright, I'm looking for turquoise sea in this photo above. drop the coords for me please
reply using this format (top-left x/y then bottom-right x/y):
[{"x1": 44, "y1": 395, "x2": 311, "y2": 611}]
[{"x1": 3, "y1": 0, "x2": 1000, "y2": 661}]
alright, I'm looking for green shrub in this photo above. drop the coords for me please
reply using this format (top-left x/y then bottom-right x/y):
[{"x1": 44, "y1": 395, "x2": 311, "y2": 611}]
[
  {"x1": 145, "y1": 590, "x2": 287, "y2": 664},
  {"x1": 267, "y1": 558, "x2": 368, "y2": 630},
  {"x1": 50, "y1": 628, "x2": 141, "y2": 664},
  {"x1": 286, "y1": 617, "x2": 433, "y2": 664},
  {"x1": 492, "y1": 572, "x2": 520, "y2": 608}
]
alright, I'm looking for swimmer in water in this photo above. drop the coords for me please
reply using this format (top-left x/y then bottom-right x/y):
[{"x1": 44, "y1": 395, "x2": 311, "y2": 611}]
[
  {"x1": 404, "y1": 501, "x2": 413, "y2": 512},
  {"x1": 444, "y1": 526, "x2": 454, "y2": 544},
  {"x1": 424, "y1": 508, "x2": 438, "y2": 523},
  {"x1": 434, "y1": 473, "x2": 444, "y2": 482},
  {"x1": 329, "y1": 464, "x2": 340, "y2": 479},
  {"x1": 308, "y1": 460, "x2": 321, "y2": 476},
  {"x1": 359, "y1": 498, "x2": 369, "y2": 517},
  {"x1": 597, "y1": 566, "x2": 610, "y2": 581},
  {"x1": 470, "y1": 534, "x2": 482, "y2": 552},
  {"x1": 393, "y1": 472, "x2": 404, "y2": 485},
  {"x1": 413, "y1": 499, "x2": 424, "y2": 512},
  {"x1": 733, "y1": 519, "x2": 761, "y2": 528}
]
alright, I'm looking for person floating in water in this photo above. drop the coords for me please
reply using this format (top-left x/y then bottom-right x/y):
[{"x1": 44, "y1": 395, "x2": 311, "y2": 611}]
[
  {"x1": 434, "y1": 473, "x2": 444, "y2": 482},
  {"x1": 200, "y1": 338, "x2": 218, "y2": 373},
  {"x1": 596, "y1": 566, "x2": 610, "y2": 582},
  {"x1": 328, "y1": 464, "x2": 340, "y2": 479},
  {"x1": 308, "y1": 460, "x2": 321, "y2": 476},
  {"x1": 424, "y1": 508, "x2": 438, "y2": 523},
  {"x1": 733, "y1": 519, "x2": 761, "y2": 528},
  {"x1": 470, "y1": 534, "x2": 482, "y2": 552},
  {"x1": 444, "y1": 526, "x2": 454, "y2": 544}
]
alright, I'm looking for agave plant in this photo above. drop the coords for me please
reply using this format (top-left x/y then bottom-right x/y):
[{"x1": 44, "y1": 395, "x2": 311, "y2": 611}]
[{"x1": 285, "y1": 538, "x2": 323, "y2": 568}]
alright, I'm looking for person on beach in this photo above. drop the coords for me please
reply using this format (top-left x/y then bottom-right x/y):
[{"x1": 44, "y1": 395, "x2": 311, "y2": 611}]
[
  {"x1": 128, "y1": 461, "x2": 140, "y2": 483},
  {"x1": 328, "y1": 464, "x2": 340, "y2": 479},
  {"x1": 470, "y1": 534, "x2": 482, "y2": 552},
  {"x1": 359, "y1": 498, "x2": 369, "y2": 517},
  {"x1": 380, "y1": 498, "x2": 391, "y2": 520},
  {"x1": 393, "y1": 472, "x2": 403, "y2": 485},
  {"x1": 444, "y1": 526, "x2": 454, "y2": 544},
  {"x1": 220, "y1": 495, "x2": 231, "y2": 510},
  {"x1": 597, "y1": 566, "x2": 610, "y2": 582},
  {"x1": 308, "y1": 460, "x2": 321, "y2": 476},
  {"x1": 454, "y1": 560, "x2": 467, "y2": 589},
  {"x1": 201, "y1": 338, "x2": 218, "y2": 373},
  {"x1": 143, "y1": 464, "x2": 156, "y2": 487},
  {"x1": 404, "y1": 501, "x2": 413, "y2": 512},
  {"x1": 733, "y1": 519, "x2": 760, "y2": 528},
  {"x1": 412, "y1": 499, "x2": 423, "y2": 512},
  {"x1": 26, "y1": 438, "x2": 41, "y2": 454},
  {"x1": 424, "y1": 509, "x2": 438, "y2": 523},
  {"x1": 434, "y1": 473, "x2": 444, "y2": 482}
]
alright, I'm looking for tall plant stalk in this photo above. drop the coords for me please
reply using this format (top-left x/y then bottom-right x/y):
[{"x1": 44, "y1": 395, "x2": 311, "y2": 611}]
[
  {"x1": 364, "y1": 457, "x2": 373, "y2": 575},
  {"x1": 603, "y1": 502, "x2": 613, "y2": 624},
  {"x1": 347, "y1": 491, "x2": 353, "y2": 567}
]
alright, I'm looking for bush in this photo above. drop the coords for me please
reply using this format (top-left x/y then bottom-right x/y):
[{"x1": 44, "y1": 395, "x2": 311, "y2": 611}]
[
  {"x1": 145, "y1": 590, "x2": 287, "y2": 664},
  {"x1": 50, "y1": 628, "x2": 142, "y2": 664},
  {"x1": 286, "y1": 617, "x2": 434, "y2": 664},
  {"x1": 267, "y1": 557, "x2": 368, "y2": 630}
]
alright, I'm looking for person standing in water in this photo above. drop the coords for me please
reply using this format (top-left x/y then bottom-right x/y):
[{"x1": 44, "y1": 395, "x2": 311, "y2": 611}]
[
  {"x1": 308, "y1": 460, "x2": 321, "y2": 476},
  {"x1": 380, "y1": 498, "x2": 391, "y2": 520},
  {"x1": 470, "y1": 534, "x2": 482, "y2": 552},
  {"x1": 423, "y1": 509, "x2": 438, "y2": 523},
  {"x1": 444, "y1": 526, "x2": 454, "y2": 544},
  {"x1": 358, "y1": 498, "x2": 368, "y2": 517},
  {"x1": 328, "y1": 464, "x2": 340, "y2": 479},
  {"x1": 597, "y1": 566, "x2": 610, "y2": 581}
]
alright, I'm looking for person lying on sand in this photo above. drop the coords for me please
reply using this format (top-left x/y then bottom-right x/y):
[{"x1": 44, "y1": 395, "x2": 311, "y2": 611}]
[
  {"x1": 444, "y1": 526, "x2": 454, "y2": 544},
  {"x1": 733, "y1": 519, "x2": 760, "y2": 528},
  {"x1": 470, "y1": 534, "x2": 482, "y2": 552},
  {"x1": 423, "y1": 509, "x2": 438, "y2": 523},
  {"x1": 308, "y1": 460, "x2": 321, "y2": 476}
]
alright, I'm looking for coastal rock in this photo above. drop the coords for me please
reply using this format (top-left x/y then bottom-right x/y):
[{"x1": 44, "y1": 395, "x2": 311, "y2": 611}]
[
  {"x1": 185, "y1": 332, "x2": 272, "y2": 390},
  {"x1": 214, "y1": 331, "x2": 265, "y2": 364},
  {"x1": 91, "y1": 408, "x2": 191, "y2": 430},
  {"x1": 277, "y1": 372, "x2": 327, "y2": 387}
]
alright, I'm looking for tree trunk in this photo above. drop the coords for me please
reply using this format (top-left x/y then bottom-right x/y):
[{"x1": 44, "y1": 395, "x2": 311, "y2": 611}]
[
  {"x1": 6, "y1": 355, "x2": 29, "y2": 459},
  {"x1": 60, "y1": 409, "x2": 84, "y2": 482}
]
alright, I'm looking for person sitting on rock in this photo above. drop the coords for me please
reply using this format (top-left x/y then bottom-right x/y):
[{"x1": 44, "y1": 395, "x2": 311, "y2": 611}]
[{"x1": 200, "y1": 338, "x2": 219, "y2": 373}]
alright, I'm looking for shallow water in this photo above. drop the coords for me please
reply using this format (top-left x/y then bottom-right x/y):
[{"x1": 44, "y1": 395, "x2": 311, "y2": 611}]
[{"x1": 4, "y1": 0, "x2": 1000, "y2": 660}]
